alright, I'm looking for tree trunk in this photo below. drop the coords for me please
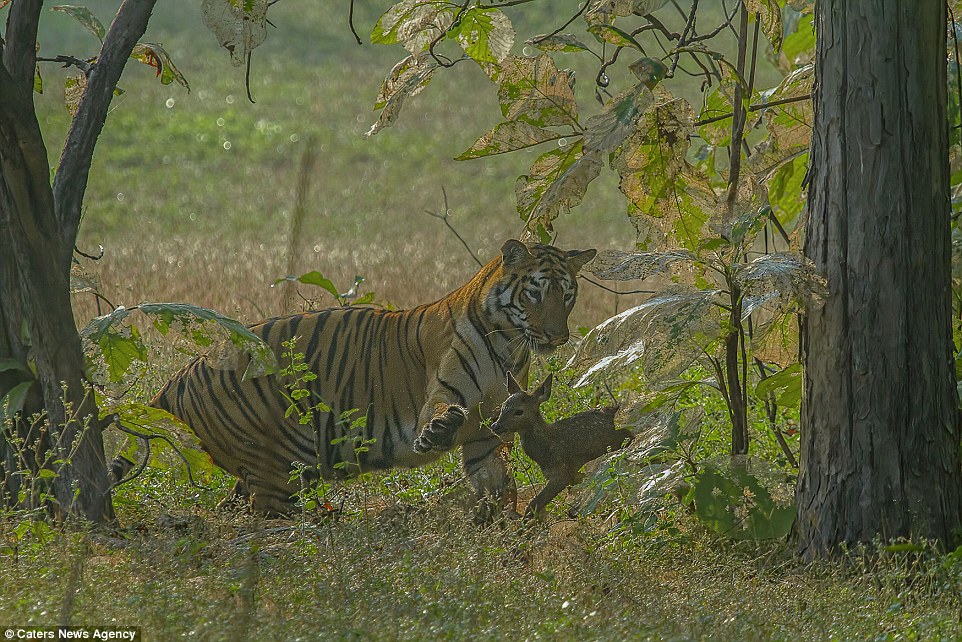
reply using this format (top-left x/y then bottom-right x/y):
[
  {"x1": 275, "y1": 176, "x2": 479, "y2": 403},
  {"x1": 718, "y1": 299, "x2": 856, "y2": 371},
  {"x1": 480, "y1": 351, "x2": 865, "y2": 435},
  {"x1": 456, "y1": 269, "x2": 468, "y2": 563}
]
[
  {"x1": 0, "y1": 77, "x2": 114, "y2": 523},
  {"x1": 0, "y1": 0, "x2": 157, "y2": 522},
  {"x1": 797, "y1": 0, "x2": 962, "y2": 558}
]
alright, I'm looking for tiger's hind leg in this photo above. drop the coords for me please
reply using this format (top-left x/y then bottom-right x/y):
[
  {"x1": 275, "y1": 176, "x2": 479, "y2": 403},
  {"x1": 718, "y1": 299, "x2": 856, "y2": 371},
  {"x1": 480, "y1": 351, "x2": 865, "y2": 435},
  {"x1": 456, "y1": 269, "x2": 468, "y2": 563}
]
[{"x1": 221, "y1": 476, "x2": 296, "y2": 518}]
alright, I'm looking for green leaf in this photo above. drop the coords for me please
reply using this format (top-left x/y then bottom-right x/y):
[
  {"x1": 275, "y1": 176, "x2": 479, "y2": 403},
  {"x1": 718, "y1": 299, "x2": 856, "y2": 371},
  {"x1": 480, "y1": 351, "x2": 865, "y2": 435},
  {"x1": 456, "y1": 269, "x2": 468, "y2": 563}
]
[
  {"x1": 0, "y1": 381, "x2": 33, "y2": 425},
  {"x1": 745, "y1": 0, "x2": 782, "y2": 53},
  {"x1": 275, "y1": 271, "x2": 340, "y2": 301},
  {"x1": 33, "y1": 65, "x2": 43, "y2": 94},
  {"x1": 754, "y1": 362, "x2": 802, "y2": 407},
  {"x1": 766, "y1": 152, "x2": 808, "y2": 225},
  {"x1": 611, "y1": 99, "x2": 711, "y2": 251},
  {"x1": 781, "y1": 13, "x2": 814, "y2": 70},
  {"x1": 82, "y1": 303, "x2": 278, "y2": 382},
  {"x1": 567, "y1": 288, "x2": 723, "y2": 386},
  {"x1": 457, "y1": 120, "x2": 561, "y2": 160},
  {"x1": 526, "y1": 146, "x2": 604, "y2": 229},
  {"x1": 96, "y1": 324, "x2": 148, "y2": 383},
  {"x1": 0, "y1": 359, "x2": 28, "y2": 374},
  {"x1": 515, "y1": 140, "x2": 583, "y2": 221},
  {"x1": 587, "y1": 24, "x2": 645, "y2": 51},
  {"x1": 51, "y1": 5, "x2": 105, "y2": 42},
  {"x1": 693, "y1": 463, "x2": 795, "y2": 540},
  {"x1": 110, "y1": 402, "x2": 220, "y2": 481},
  {"x1": 367, "y1": 55, "x2": 439, "y2": 136},
  {"x1": 497, "y1": 54, "x2": 578, "y2": 127},
  {"x1": 526, "y1": 33, "x2": 591, "y2": 54},
  {"x1": 628, "y1": 58, "x2": 668, "y2": 89},
  {"x1": 583, "y1": 83, "x2": 654, "y2": 154},
  {"x1": 130, "y1": 42, "x2": 190, "y2": 90},
  {"x1": 697, "y1": 87, "x2": 732, "y2": 146},
  {"x1": 585, "y1": 249, "x2": 696, "y2": 281},
  {"x1": 371, "y1": 0, "x2": 454, "y2": 53},
  {"x1": 201, "y1": 0, "x2": 268, "y2": 66},
  {"x1": 451, "y1": 7, "x2": 514, "y2": 65}
]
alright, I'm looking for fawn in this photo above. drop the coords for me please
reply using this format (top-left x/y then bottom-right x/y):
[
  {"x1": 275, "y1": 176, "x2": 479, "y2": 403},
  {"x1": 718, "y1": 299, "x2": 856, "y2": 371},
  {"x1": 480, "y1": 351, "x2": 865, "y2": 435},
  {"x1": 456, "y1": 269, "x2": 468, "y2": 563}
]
[{"x1": 490, "y1": 372, "x2": 630, "y2": 518}]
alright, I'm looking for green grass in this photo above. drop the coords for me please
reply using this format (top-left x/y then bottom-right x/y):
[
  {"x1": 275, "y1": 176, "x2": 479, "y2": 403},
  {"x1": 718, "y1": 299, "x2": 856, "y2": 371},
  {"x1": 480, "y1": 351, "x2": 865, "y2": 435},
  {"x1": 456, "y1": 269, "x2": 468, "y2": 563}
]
[{"x1": 3, "y1": 479, "x2": 962, "y2": 641}]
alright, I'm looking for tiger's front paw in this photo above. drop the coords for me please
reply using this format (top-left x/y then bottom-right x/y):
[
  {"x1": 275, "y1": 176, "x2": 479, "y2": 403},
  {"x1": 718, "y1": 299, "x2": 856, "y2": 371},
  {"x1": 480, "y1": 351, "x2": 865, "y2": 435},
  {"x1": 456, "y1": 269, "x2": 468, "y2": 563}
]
[{"x1": 413, "y1": 404, "x2": 468, "y2": 453}]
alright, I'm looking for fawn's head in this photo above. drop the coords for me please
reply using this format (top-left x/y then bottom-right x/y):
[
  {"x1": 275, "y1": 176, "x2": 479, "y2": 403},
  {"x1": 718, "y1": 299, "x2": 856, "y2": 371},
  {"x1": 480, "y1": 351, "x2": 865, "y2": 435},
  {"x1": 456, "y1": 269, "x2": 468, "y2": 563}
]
[{"x1": 490, "y1": 372, "x2": 553, "y2": 437}]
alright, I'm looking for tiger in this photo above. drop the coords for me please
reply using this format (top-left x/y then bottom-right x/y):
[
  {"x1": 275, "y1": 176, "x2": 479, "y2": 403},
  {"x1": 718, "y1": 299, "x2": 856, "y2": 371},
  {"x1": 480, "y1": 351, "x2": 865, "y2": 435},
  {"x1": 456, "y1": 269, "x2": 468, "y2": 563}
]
[{"x1": 147, "y1": 239, "x2": 596, "y2": 516}]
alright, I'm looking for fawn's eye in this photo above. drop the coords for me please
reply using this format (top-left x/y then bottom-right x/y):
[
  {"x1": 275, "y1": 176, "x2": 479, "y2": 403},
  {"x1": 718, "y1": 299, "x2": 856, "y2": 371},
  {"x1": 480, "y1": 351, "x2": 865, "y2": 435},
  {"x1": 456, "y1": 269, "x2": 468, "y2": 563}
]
[{"x1": 512, "y1": 409, "x2": 524, "y2": 416}]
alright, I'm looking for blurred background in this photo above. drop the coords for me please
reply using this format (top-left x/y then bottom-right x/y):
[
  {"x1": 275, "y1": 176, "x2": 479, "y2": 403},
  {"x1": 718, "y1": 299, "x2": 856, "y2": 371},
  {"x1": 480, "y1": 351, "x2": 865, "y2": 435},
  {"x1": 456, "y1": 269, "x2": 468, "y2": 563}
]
[
  {"x1": 38, "y1": 1, "x2": 756, "y2": 330},
  {"x1": 37, "y1": 0, "x2": 634, "y2": 325}
]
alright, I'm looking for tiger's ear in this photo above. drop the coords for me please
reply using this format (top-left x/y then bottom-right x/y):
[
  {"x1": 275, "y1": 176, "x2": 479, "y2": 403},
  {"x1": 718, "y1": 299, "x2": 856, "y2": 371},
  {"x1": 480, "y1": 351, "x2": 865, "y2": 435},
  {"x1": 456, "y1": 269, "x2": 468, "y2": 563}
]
[
  {"x1": 566, "y1": 248, "x2": 597, "y2": 274},
  {"x1": 506, "y1": 371, "x2": 524, "y2": 394},
  {"x1": 501, "y1": 239, "x2": 532, "y2": 268},
  {"x1": 534, "y1": 373, "x2": 553, "y2": 403}
]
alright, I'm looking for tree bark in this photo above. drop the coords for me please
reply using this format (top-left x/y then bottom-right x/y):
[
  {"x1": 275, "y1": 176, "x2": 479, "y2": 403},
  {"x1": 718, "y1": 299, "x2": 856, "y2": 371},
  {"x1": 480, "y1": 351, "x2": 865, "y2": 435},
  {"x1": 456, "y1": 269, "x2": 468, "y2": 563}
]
[
  {"x1": 0, "y1": 0, "x2": 156, "y2": 522},
  {"x1": 797, "y1": 0, "x2": 962, "y2": 558}
]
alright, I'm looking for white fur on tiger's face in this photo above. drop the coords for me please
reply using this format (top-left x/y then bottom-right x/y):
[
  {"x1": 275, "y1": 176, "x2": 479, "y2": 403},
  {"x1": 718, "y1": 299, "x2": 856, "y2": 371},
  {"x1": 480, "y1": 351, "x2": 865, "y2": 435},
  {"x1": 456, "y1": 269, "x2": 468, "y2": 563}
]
[{"x1": 145, "y1": 239, "x2": 596, "y2": 517}]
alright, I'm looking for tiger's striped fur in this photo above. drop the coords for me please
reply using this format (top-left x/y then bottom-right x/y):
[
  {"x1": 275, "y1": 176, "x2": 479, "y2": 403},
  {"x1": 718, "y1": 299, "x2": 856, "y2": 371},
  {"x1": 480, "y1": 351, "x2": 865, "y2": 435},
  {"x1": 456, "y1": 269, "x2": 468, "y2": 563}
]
[{"x1": 151, "y1": 240, "x2": 596, "y2": 516}]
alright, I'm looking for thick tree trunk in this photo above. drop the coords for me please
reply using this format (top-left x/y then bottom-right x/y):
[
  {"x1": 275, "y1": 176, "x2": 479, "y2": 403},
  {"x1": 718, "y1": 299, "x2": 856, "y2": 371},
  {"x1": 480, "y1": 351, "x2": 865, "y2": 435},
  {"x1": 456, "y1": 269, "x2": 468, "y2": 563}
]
[
  {"x1": 797, "y1": 0, "x2": 962, "y2": 558},
  {"x1": 0, "y1": 0, "x2": 157, "y2": 522},
  {"x1": 0, "y1": 77, "x2": 114, "y2": 523}
]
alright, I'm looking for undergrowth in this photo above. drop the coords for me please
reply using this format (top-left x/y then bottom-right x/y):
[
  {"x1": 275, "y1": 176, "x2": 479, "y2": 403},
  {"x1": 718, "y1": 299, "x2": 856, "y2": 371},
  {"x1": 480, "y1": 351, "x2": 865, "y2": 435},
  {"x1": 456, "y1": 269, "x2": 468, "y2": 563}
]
[{"x1": 2, "y1": 466, "x2": 962, "y2": 641}]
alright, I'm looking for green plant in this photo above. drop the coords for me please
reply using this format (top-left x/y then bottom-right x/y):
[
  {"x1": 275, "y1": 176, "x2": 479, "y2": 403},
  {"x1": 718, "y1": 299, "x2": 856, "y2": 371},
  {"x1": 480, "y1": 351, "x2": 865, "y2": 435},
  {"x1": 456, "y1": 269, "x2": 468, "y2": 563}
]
[
  {"x1": 274, "y1": 271, "x2": 376, "y2": 308},
  {"x1": 279, "y1": 337, "x2": 376, "y2": 515}
]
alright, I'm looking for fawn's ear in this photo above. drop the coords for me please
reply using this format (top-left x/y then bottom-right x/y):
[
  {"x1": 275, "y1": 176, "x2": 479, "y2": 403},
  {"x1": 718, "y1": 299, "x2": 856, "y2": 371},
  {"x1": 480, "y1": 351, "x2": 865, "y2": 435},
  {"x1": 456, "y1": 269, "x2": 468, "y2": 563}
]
[
  {"x1": 566, "y1": 248, "x2": 597, "y2": 274},
  {"x1": 534, "y1": 373, "x2": 553, "y2": 403},
  {"x1": 506, "y1": 371, "x2": 524, "y2": 394}
]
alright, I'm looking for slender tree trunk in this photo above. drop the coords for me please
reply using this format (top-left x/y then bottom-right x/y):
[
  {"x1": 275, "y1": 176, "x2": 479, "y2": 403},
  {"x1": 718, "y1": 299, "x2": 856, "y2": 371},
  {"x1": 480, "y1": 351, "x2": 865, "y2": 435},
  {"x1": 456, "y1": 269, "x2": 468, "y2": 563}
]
[{"x1": 797, "y1": 0, "x2": 962, "y2": 559}]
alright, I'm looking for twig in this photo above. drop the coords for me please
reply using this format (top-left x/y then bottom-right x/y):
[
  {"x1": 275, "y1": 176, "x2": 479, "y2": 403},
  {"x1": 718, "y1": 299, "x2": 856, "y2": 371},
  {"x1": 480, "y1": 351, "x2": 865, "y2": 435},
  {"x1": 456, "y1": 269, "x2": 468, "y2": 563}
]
[
  {"x1": 110, "y1": 419, "x2": 212, "y2": 491},
  {"x1": 245, "y1": 51, "x2": 255, "y2": 104},
  {"x1": 427, "y1": 0, "x2": 471, "y2": 68},
  {"x1": 579, "y1": 275, "x2": 656, "y2": 296},
  {"x1": 667, "y1": 0, "x2": 699, "y2": 78},
  {"x1": 725, "y1": 3, "x2": 754, "y2": 214},
  {"x1": 424, "y1": 186, "x2": 483, "y2": 267},
  {"x1": 37, "y1": 55, "x2": 93, "y2": 75},
  {"x1": 348, "y1": 0, "x2": 363, "y2": 45},
  {"x1": 689, "y1": 0, "x2": 739, "y2": 44},
  {"x1": 694, "y1": 93, "x2": 813, "y2": 127},
  {"x1": 531, "y1": 1, "x2": 590, "y2": 46}
]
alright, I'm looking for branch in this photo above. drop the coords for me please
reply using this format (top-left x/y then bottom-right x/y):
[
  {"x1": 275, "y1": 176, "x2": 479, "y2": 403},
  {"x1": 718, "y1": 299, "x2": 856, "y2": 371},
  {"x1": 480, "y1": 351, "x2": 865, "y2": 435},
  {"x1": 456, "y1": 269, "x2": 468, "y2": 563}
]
[
  {"x1": 110, "y1": 419, "x2": 212, "y2": 491},
  {"x1": 424, "y1": 186, "x2": 483, "y2": 268},
  {"x1": 530, "y1": 1, "x2": 590, "y2": 46},
  {"x1": 53, "y1": 0, "x2": 159, "y2": 272},
  {"x1": 578, "y1": 275, "x2": 656, "y2": 296},
  {"x1": 693, "y1": 93, "x2": 813, "y2": 127},
  {"x1": 2, "y1": 0, "x2": 43, "y2": 94},
  {"x1": 725, "y1": 5, "x2": 755, "y2": 214},
  {"x1": 348, "y1": 0, "x2": 363, "y2": 45},
  {"x1": 37, "y1": 55, "x2": 94, "y2": 75}
]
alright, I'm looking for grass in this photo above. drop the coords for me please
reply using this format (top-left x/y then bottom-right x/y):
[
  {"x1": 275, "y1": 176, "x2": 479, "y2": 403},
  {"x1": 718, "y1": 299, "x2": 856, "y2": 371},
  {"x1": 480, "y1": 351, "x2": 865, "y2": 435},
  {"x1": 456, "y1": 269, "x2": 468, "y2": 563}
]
[
  {"x1": 6, "y1": 2, "x2": 962, "y2": 640},
  {"x1": 3, "y1": 476, "x2": 962, "y2": 641}
]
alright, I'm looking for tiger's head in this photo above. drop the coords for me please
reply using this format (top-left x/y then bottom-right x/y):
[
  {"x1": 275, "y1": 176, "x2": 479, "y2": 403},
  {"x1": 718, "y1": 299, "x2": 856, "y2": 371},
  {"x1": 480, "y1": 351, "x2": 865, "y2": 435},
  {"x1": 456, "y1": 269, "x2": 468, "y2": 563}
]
[{"x1": 488, "y1": 239, "x2": 596, "y2": 355}]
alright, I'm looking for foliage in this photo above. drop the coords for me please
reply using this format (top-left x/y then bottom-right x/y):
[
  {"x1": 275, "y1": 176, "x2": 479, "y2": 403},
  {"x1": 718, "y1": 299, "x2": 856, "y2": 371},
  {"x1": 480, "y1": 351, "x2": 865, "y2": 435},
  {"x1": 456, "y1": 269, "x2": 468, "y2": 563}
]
[
  {"x1": 365, "y1": 0, "x2": 819, "y2": 477},
  {"x1": 274, "y1": 271, "x2": 376, "y2": 307},
  {"x1": 80, "y1": 302, "x2": 278, "y2": 384}
]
